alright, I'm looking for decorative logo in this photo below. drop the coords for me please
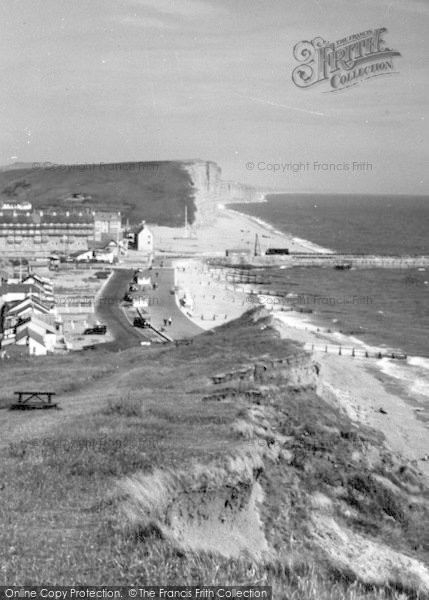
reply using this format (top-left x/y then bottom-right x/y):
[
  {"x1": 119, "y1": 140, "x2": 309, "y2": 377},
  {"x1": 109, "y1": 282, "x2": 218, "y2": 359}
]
[{"x1": 292, "y1": 28, "x2": 401, "y2": 92}]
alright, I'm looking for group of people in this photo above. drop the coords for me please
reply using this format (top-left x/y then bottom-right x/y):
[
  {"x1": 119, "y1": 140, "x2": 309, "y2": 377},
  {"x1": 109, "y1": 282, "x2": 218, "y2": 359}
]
[{"x1": 163, "y1": 317, "x2": 172, "y2": 327}]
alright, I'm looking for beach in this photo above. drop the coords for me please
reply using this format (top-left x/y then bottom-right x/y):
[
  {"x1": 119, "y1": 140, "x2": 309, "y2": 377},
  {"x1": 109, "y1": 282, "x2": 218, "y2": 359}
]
[
  {"x1": 150, "y1": 202, "x2": 330, "y2": 257},
  {"x1": 168, "y1": 204, "x2": 429, "y2": 482}
]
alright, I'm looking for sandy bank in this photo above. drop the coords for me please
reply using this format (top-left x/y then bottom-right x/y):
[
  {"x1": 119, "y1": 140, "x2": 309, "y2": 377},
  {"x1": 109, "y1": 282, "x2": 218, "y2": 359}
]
[{"x1": 274, "y1": 313, "x2": 429, "y2": 481}]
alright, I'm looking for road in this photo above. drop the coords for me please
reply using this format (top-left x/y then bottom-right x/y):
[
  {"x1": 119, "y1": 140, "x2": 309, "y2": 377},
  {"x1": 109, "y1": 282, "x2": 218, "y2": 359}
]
[
  {"x1": 144, "y1": 263, "x2": 202, "y2": 339},
  {"x1": 95, "y1": 269, "x2": 148, "y2": 351},
  {"x1": 93, "y1": 266, "x2": 201, "y2": 351}
]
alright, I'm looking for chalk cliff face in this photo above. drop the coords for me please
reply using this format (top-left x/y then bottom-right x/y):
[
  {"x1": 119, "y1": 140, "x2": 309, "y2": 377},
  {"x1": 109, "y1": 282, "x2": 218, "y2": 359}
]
[
  {"x1": 183, "y1": 160, "x2": 265, "y2": 226},
  {"x1": 219, "y1": 179, "x2": 265, "y2": 204}
]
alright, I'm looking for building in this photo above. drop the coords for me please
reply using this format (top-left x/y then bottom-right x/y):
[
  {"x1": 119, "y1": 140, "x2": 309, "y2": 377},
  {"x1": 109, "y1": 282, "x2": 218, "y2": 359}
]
[
  {"x1": 0, "y1": 210, "x2": 94, "y2": 255},
  {"x1": 266, "y1": 248, "x2": 289, "y2": 255},
  {"x1": 69, "y1": 249, "x2": 94, "y2": 262},
  {"x1": 2, "y1": 297, "x2": 52, "y2": 330},
  {"x1": 93, "y1": 211, "x2": 121, "y2": 242},
  {"x1": 88, "y1": 239, "x2": 120, "y2": 263},
  {"x1": 1, "y1": 201, "x2": 32, "y2": 211},
  {"x1": 15, "y1": 327, "x2": 48, "y2": 356},
  {"x1": 136, "y1": 275, "x2": 151, "y2": 286},
  {"x1": 22, "y1": 274, "x2": 54, "y2": 295},
  {"x1": 225, "y1": 248, "x2": 251, "y2": 257},
  {"x1": 0, "y1": 273, "x2": 62, "y2": 355},
  {"x1": 0, "y1": 283, "x2": 47, "y2": 304},
  {"x1": 15, "y1": 317, "x2": 58, "y2": 356},
  {"x1": 93, "y1": 250, "x2": 115, "y2": 264},
  {"x1": 136, "y1": 223, "x2": 153, "y2": 253}
]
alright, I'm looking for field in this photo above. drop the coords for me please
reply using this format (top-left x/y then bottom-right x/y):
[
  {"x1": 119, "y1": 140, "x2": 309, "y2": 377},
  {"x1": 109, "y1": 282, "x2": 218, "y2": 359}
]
[
  {"x1": 0, "y1": 161, "x2": 196, "y2": 226},
  {"x1": 0, "y1": 310, "x2": 428, "y2": 598}
]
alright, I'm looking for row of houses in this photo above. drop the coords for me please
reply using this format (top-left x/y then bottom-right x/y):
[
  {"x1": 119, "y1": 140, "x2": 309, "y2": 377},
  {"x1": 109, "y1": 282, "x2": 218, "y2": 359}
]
[
  {"x1": 0, "y1": 273, "x2": 67, "y2": 356},
  {"x1": 0, "y1": 204, "x2": 154, "y2": 258}
]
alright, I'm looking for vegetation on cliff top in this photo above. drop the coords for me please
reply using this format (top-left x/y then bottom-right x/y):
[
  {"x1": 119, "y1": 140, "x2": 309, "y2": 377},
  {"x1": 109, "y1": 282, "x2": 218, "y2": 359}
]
[
  {"x1": 1, "y1": 310, "x2": 428, "y2": 597},
  {"x1": 0, "y1": 161, "x2": 196, "y2": 226}
]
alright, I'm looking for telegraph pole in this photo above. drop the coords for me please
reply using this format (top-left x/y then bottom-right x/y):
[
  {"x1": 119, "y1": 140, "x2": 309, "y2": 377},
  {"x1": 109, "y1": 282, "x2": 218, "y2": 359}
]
[{"x1": 254, "y1": 233, "x2": 261, "y2": 257}]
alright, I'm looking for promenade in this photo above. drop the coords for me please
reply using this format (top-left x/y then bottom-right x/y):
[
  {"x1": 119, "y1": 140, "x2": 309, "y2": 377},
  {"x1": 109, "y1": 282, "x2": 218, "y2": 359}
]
[{"x1": 144, "y1": 259, "x2": 202, "y2": 339}]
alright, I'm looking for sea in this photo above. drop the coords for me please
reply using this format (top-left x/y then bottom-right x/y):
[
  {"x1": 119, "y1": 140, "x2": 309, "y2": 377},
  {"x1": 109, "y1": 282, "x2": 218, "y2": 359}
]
[{"x1": 229, "y1": 194, "x2": 429, "y2": 404}]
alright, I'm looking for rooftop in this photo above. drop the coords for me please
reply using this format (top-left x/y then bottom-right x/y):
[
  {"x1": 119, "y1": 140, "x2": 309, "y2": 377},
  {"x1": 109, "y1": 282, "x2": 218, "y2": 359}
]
[
  {"x1": 15, "y1": 327, "x2": 46, "y2": 346},
  {"x1": 0, "y1": 212, "x2": 94, "y2": 225}
]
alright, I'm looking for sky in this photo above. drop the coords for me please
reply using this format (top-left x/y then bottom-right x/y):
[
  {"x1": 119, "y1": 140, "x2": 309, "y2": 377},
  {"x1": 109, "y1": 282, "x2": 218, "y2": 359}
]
[{"x1": 0, "y1": 0, "x2": 428, "y2": 194}]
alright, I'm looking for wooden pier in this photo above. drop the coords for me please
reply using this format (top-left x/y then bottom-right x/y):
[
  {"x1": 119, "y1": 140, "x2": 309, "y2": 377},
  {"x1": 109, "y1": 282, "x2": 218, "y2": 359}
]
[{"x1": 220, "y1": 253, "x2": 429, "y2": 269}]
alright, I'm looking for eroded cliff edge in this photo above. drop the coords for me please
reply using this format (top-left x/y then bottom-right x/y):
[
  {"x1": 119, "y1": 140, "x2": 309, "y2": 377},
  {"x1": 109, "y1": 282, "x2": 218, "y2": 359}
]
[
  {"x1": 183, "y1": 160, "x2": 267, "y2": 227},
  {"x1": 118, "y1": 309, "x2": 429, "y2": 596}
]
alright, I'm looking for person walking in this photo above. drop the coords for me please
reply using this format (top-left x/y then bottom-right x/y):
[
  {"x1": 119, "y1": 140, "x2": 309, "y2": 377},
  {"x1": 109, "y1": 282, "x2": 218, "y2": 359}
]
[{"x1": 168, "y1": 316, "x2": 172, "y2": 326}]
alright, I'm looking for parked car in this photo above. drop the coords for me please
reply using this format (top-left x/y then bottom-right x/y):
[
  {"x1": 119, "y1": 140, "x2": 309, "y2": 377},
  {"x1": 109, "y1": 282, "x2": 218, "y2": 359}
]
[
  {"x1": 83, "y1": 325, "x2": 107, "y2": 335},
  {"x1": 133, "y1": 317, "x2": 149, "y2": 328}
]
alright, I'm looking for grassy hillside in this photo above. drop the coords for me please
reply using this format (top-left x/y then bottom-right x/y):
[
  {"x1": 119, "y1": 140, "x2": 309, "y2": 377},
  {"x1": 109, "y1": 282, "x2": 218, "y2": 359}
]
[
  {"x1": 0, "y1": 161, "x2": 197, "y2": 226},
  {"x1": 1, "y1": 311, "x2": 428, "y2": 597}
]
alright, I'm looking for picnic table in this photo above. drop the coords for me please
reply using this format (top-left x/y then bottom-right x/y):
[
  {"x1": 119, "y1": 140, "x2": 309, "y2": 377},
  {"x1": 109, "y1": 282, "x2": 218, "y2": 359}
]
[
  {"x1": 174, "y1": 339, "x2": 193, "y2": 346},
  {"x1": 9, "y1": 391, "x2": 58, "y2": 410}
]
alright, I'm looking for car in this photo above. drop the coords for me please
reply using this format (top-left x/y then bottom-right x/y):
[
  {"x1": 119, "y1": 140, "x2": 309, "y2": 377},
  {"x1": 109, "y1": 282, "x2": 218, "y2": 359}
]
[
  {"x1": 133, "y1": 317, "x2": 149, "y2": 328},
  {"x1": 83, "y1": 325, "x2": 107, "y2": 335}
]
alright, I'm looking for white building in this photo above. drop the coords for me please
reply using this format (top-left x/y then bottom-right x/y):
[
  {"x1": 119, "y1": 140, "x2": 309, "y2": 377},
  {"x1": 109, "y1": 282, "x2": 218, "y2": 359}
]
[
  {"x1": 136, "y1": 223, "x2": 153, "y2": 253},
  {"x1": 1, "y1": 201, "x2": 32, "y2": 211},
  {"x1": 15, "y1": 317, "x2": 57, "y2": 355},
  {"x1": 136, "y1": 275, "x2": 151, "y2": 286}
]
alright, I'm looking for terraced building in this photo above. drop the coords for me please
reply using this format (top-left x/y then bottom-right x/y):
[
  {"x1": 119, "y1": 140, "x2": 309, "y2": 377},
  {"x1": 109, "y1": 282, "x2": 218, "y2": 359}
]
[{"x1": 0, "y1": 210, "x2": 120, "y2": 256}]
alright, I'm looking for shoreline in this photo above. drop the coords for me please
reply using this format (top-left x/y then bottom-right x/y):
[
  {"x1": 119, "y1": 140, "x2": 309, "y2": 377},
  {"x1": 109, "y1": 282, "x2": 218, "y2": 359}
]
[
  {"x1": 172, "y1": 256, "x2": 429, "y2": 481},
  {"x1": 224, "y1": 206, "x2": 334, "y2": 254},
  {"x1": 157, "y1": 189, "x2": 428, "y2": 479}
]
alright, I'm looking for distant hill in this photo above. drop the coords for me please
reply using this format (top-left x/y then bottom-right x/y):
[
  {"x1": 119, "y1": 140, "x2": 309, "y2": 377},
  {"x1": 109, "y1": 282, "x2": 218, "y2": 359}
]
[
  {"x1": 0, "y1": 161, "x2": 196, "y2": 226},
  {"x1": 0, "y1": 162, "x2": 36, "y2": 171}
]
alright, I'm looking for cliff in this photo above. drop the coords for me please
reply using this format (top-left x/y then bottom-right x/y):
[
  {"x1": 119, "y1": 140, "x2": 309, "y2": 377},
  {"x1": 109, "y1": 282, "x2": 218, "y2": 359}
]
[
  {"x1": 3, "y1": 307, "x2": 429, "y2": 595},
  {"x1": 0, "y1": 159, "x2": 265, "y2": 229},
  {"x1": 183, "y1": 160, "x2": 266, "y2": 227}
]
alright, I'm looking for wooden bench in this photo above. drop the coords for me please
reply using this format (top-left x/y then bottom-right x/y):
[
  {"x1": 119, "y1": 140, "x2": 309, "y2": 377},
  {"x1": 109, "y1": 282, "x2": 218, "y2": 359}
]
[{"x1": 10, "y1": 391, "x2": 58, "y2": 411}]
